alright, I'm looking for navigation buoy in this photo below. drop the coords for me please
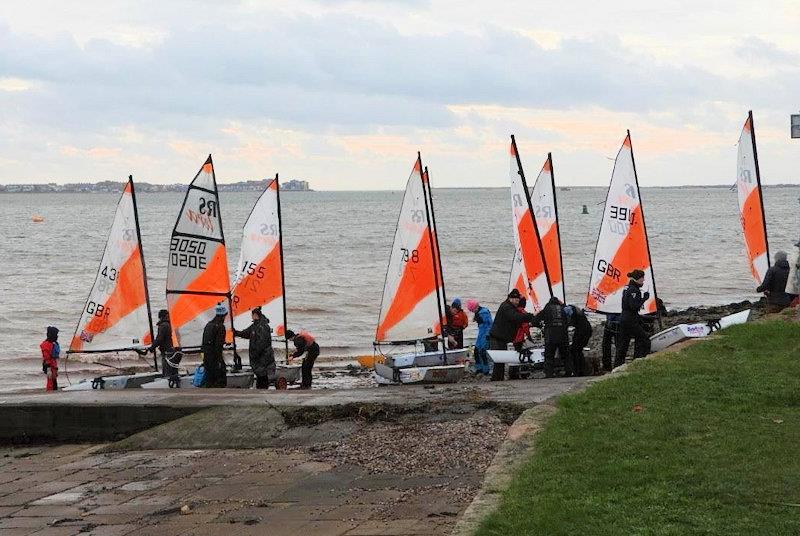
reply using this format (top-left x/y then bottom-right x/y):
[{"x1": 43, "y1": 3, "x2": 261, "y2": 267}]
[
  {"x1": 582, "y1": 205, "x2": 588, "y2": 214},
  {"x1": 31, "y1": 215, "x2": 44, "y2": 223}
]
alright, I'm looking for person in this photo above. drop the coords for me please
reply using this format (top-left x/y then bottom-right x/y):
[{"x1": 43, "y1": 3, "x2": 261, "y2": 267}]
[
  {"x1": 533, "y1": 297, "x2": 571, "y2": 377},
  {"x1": 286, "y1": 329, "x2": 319, "y2": 389},
  {"x1": 151, "y1": 309, "x2": 179, "y2": 380},
  {"x1": 601, "y1": 313, "x2": 620, "y2": 372},
  {"x1": 202, "y1": 303, "x2": 228, "y2": 388},
  {"x1": 565, "y1": 305, "x2": 593, "y2": 376},
  {"x1": 467, "y1": 299, "x2": 493, "y2": 375},
  {"x1": 234, "y1": 307, "x2": 275, "y2": 389},
  {"x1": 756, "y1": 250, "x2": 796, "y2": 313},
  {"x1": 488, "y1": 289, "x2": 535, "y2": 380},
  {"x1": 447, "y1": 298, "x2": 469, "y2": 349},
  {"x1": 616, "y1": 269, "x2": 651, "y2": 367},
  {"x1": 40, "y1": 326, "x2": 60, "y2": 391},
  {"x1": 512, "y1": 297, "x2": 533, "y2": 352}
]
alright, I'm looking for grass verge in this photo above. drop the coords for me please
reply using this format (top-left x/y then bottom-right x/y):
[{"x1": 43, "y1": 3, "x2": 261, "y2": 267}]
[{"x1": 475, "y1": 320, "x2": 800, "y2": 535}]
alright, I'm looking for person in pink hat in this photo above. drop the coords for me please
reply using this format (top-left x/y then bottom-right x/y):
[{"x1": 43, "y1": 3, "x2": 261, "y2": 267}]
[{"x1": 467, "y1": 299, "x2": 493, "y2": 375}]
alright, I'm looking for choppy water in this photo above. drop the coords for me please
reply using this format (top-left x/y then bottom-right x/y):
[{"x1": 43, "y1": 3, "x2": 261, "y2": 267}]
[{"x1": 1, "y1": 186, "x2": 798, "y2": 390}]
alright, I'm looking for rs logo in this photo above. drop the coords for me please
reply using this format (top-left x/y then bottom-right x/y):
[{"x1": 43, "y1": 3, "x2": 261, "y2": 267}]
[{"x1": 199, "y1": 197, "x2": 218, "y2": 217}]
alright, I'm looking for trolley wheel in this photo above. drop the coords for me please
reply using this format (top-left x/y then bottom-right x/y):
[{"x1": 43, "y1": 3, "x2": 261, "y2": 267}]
[{"x1": 276, "y1": 377, "x2": 288, "y2": 390}]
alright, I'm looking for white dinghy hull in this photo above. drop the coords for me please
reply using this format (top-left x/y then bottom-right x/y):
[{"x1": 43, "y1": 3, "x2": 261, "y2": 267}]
[
  {"x1": 650, "y1": 310, "x2": 751, "y2": 353},
  {"x1": 487, "y1": 349, "x2": 545, "y2": 365},
  {"x1": 140, "y1": 371, "x2": 255, "y2": 389},
  {"x1": 63, "y1": 372, "x2": 161, "y2": 391},
  {"x1": 383, "y1": 348, "x2": 467, "y2": 369},
  {"x1": 374, "y1": 363, "x2": 465, "y2": 385}
]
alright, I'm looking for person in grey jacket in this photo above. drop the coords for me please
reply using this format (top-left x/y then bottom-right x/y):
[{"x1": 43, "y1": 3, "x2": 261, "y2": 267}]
[
  {"x1": 234, "y1": 307, "x2": 275, "y2": 389},
  {"x1": 756, "y1": 251, "x2": 796, "y2": 313}
]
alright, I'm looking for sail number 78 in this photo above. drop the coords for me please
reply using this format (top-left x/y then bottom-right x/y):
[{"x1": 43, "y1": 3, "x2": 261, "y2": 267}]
[{"x1": 400, "y1": 248, "x2": 419, "y2": 263}]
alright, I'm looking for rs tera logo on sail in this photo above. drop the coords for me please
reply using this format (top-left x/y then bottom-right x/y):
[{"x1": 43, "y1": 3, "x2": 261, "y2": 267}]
[{"x1": 186, "y1": 197, "x2": 217, "y2": 232}]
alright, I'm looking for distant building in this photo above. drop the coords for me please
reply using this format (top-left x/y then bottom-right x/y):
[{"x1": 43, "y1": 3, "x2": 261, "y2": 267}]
[{"x1": 283, "y1": 179, "x2": 311, "y2": 191}]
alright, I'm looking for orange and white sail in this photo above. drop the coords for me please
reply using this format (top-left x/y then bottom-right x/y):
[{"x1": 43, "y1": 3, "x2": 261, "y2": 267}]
[
  {"x1": 166, "y1": 155, "x2": 233, "y2": 350},
  {"x1": 530, "y1": 153, "x2": 565, "y2": 303},
  {"x1": 69, "y1": 177, "x2": 153, "y2": 353},
  {"x1": 231, "y1": 176, "x2": 286, "y2": 337},
  {"x1": 375, "y1": 154, "x2": 445, "y2": 343},
  {"x1": 736, "y1": 111, "x2": 770, "y2": 284},
  {"x1": 586, "y1": 131, "x2": 658, "y2": 314},
  {"x1": 508, "y1": 136, "x2": 552, "y2": 312}
]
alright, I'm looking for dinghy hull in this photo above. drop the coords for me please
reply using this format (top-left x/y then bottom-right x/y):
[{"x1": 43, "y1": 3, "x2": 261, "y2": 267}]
[
  {"x1": 374, "y1": 363, "x2": 464, "y2": 385},
  {"x1": 650, "y1": 310, "x2": 751, "y2": 353},
  {"x1": 63, "y1": 372, "x2": 161, "y2": 391}
]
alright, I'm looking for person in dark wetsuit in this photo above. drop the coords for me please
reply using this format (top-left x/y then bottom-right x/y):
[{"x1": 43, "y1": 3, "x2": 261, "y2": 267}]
[
  {"x1": 565, "y1": 305, "x2": 593, "y2": 376},
  {"x1": 234, "y1": 307, "x2": 275, "y2": 389},
  {"x1": 488, "y1": 289, "x2": 535, "y2": 380},
  {"x1": 756, "y1": 250, "x2": 795, "y2": 313},
  {"x1": 616, "y1": 269, "x2": 651, "y2": 367},
  {"x1": 533, "y1": 297, "x2": 571, "y2": 377},
  {"x1": 202, "y1": 303, "x2": 228, "y2": 388},
  {"x1": 286, "y1": 330, "x2": 319, "y2": 389},
  {"x1": 601, "y1": 313, "x2": 620, "y2": 372},
  {"x1": 151, "y1": 310, "x2": 179, "y2": 379}
]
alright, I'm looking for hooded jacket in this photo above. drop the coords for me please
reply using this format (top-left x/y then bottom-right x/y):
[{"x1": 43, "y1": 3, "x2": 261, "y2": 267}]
[
  {"x1": 474, "y1": 306, "x2": 493, "y2": 350},
  {"x1": 235, "y1": 316, "x2": 275, "y2": 377},
  {"x1": 757, "y1": 258, "x2": 793, "y2": 306},
  {"x1": 490, "y1": 300, "x2": 535, "y2": 344}
]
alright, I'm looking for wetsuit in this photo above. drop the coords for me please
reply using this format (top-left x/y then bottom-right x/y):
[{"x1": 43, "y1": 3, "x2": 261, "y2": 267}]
[
  {"x1": 202, "y1": 318, "x2": 227, "y2": 387},
  {"x1": 292, "y1": 331, "x2": 319, "y2": 389},
  {"x1": 489, "y1": 300, "x2": 535, "y2": 380},
  {"x1": 235, "y1": 317, "x2": 275, "y2": 389},
  {"x1": 601, "y1": 313, "x2": 620, "y2": 372},
  {"x1": 533, "y1": 299, "x2": 570, "y2": 377},
  {"x1": 448, "y1": 309, "x2": 469, "y2": 349},
  {"x1": 152, "y1": 318, "x2": 178, "y2": 379},
  {"x1": 40, "y1": 329, "x2": 60, "y2": 391},
  {"x1": 568, "y1": 307, "x2": 593, "y2": 376},
  {"x1": 616, "y1": 282, "x2": 651, "y2": 366}
]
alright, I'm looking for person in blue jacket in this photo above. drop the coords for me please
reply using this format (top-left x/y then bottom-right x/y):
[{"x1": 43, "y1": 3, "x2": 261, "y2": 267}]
[{"x1": 467, "y1": 299, "x2": 493, "y2": 375}]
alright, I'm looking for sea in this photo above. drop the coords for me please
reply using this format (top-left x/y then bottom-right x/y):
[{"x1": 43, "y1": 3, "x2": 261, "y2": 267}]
[{"x1": 1, "y1": 186, "x2": 798, "y2": 391}]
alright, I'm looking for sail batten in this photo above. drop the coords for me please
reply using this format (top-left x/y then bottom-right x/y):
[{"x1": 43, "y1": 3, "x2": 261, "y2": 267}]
[
  {"x1": 736, "y1": 111, "x2": 770, "y2": 284},
  {"x1": 375, "y1": 155, "x2": 445, "y2": 344},
  {"x1": 231, "y1": 176, "x2": 287, "y2": 339},
  {"x1": 68, "y1": 177, "x2": 153, "y2": 353},
  {"x1": 166, "y1": 155, "x2": 234, "y2": 350},
  {"x1": 586, "y1": 131, "x2": 658, "y2": 314},
  {"x1": 508, "y1": 136, "x2": 553, "y2": 312}
]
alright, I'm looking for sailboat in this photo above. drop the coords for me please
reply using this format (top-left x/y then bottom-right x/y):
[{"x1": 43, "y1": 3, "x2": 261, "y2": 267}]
[
  {"x1": 373, "y1": 153, "x2": 466, "y2": 384},
  {"x1": 228, "y1": 175, "x2": 301, "y2": 387},
  {"x1": 64, "y1": 177, "x2": 160, "y2": 390},
  {"x1": 586, "y1": 131, "x2": 659, "y2": 315},
  {"x1": 736, "y1": 110, "x2": 770, "y2": 285},
  {"x1": 144, "y1": 155, "x2": 252, "y2": 388},
  {"x1": 508, "y1": 135, "x2": 555, "y2": 312}
]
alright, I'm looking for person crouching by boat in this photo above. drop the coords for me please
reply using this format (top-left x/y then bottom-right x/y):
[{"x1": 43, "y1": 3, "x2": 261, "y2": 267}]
[
  {"x1": 512, "y1": 297, "x2": 534, "y2": 352},
  {"x1": 489, "y1": 289, "x2": 536, "y2": 381},
  {"x1": 533, "y1": 297, "x2": 571, "y2": 377},
  {"x1": 467, "y1": 299, "x2": 493, "y2": 375},
  {"x1": 616, "y1": 270, "x2": 651, "y2": 366},
  {"x1": 40, "y1": 326, "x2": 60, "y2": 391},
  {"x1": 447, "y1": 298, "x2": 469, "y2": 349},
  {"x1": 756, "y1": 250, "x2": 796, "y2": 313},
  {"x1": 234, "y1": 307, "x2": 276, "y2": 389},
  {"x1": 151, "y1": 309, "x2": 179, "y2": 380},
  {"x1": 565, "y1": 305, "x2": 593, "y2": 376},
  {"x1": 202, "y1": 303, "x2": 228, "y2": 388},
  {"x1": 286, "y1": 330, "x2": 319, "y2": 389}
]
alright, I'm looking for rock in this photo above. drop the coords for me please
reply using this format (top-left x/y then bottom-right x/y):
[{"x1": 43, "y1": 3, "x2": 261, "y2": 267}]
[{"x1": 180, "y1": 505, "x2": 191, "y2": 515}]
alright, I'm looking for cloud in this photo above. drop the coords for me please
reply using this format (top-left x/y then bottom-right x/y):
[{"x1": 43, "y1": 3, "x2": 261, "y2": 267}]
[{"x1": 736, "y1": 36, "x2": 799, "y2": 66}]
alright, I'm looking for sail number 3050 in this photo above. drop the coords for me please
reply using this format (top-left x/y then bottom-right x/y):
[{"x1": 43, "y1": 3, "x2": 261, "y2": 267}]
[
  {"x1": 170, "y1": 238, "x2": 208, "y2": 269},
  {"x1": 400, "y1": 248, "x2": 419, "y2": 263}
]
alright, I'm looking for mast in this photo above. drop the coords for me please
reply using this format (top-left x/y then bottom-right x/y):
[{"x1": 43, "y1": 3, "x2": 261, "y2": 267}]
[
  {"x1": 418, "y1": 153, "x2": 446, "y2": 358},
  {"x1": 210, "y1": 155, "x2": 238, "y2": 362},
  {"x1": 511, "y1": 135, "x2": 554, "y2": 300},
  {"x1": 749, "y1": 110, "x2": 771, "y2": 268},
  {"x1": 627, "y1": 130, "x2": 661, "y2": 328},
  {"x1": 275, "y1": 173, "x2": 290, "y2": 361},
  {"x1": 129, "y1": 175, "x2": 155, "y2": 368},
  {"x1": 423, "y1": 166, "x2": 448, "y2": 340},
  {"x1": 548, "y1": 153, "x2": 566, "y2": 300}
]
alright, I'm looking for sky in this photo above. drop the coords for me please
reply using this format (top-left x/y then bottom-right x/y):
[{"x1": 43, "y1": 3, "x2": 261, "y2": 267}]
[{"x1": 1, "y1": 0, "x2": 799, "y2": 189}]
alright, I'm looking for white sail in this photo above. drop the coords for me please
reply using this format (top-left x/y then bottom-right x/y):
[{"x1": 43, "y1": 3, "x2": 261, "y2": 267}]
[
  {"x1": 736, "y1": 111, "x2": 770, "y2": 284},
  {"x1": 231, "y1": 178, "x2": 286, "y2": 337},
  {"x1": 69, "y1": 178, "x2": 153, "y2": 352},
  {"x1": 508, "y1": 136, "x2": 552, "y2": 312},
  {"x1": 166, "y1": 156, "x2": 233, "y2": 350},
  {"x1": 586, "y1": 132, "x2": 657, "y2": 314},
  {"x1": 376, "y1": 155, "x2": 444, "y2": 343},
  {"x1": 530, "y1": 154, "x2": 565, "y2": 303}
]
